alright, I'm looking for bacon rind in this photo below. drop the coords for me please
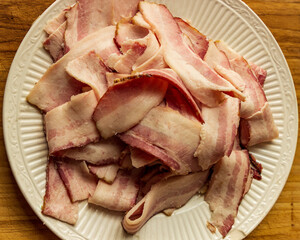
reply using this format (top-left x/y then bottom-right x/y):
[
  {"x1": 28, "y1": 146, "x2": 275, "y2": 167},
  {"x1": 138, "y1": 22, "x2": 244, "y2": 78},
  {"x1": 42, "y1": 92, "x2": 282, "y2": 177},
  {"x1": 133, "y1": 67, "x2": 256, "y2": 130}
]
[
  {"x1": 122, "y1": 170, "x2": 209, "y2": 234},
  {"x1": 42, "y1": 158, "x2": 78, "y2": 225}
]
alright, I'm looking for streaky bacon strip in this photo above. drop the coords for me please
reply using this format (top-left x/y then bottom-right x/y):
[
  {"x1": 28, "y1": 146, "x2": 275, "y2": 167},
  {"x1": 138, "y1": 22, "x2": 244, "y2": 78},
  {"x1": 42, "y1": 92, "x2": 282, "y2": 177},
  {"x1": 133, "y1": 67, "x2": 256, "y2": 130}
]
[
  {"x1": 205, "y1": 150, "x2": 250, "y2": 237},
  {"x1": 44, "y1": 10, "x2": 67, "y2": 35},
  {"x1": 89, "y1": 169, "x2": 141, "y2": 211},
  {"x1": 119, "y1": 106, "x2": 203, "y2": 175},
  {"x1": 139, "y1": 2, "x2": 245, "y2": 107},
  {"x1": 45, "y1": 90, "x2": 99, "y2": 155},
  {"x1": 194, "y1": 97, "x2": 240, "y2": 170},
  {"x1": 204, "y1": 40, "x2": 245, "y2": 91},
  {"x1": 66, "y1": 51, "x2": 109, "y2": 99},
  {"x1": 174, "y1": 17, "x2": 208, "y2": 59},
  {"x1": 130, "y1": 147, "x2": 157, "y2": 168},
  {"x1": 27, "y1": 26, "x2": 119, "y2": 112},
  {"x1": 57, "y1": 137, "x2": 125, "y2": 165},
  {"x1": 142, "y1": 68, "x2": 203, "y2": 122},
  {"x1": 57, "y1": 159, "x2": 98, "y2": 202},
  {"x1": 64, "y1": 0, "x2": 113, "y2": 52},
  {"x1": 240, "y1": 102, "x2": 279, "y2": 147},
  {"x1": 88, "y1": 164, "x2": 120, "y2": 183},
  {"x1": 122, "y1": 170, "x2": 209, "y2": 234},
  {"x1": 43, "y1": 22, "x2": 66, "y2": 62},
  {"x1": 93, "y1": 74, "x2": 168, "y2": 139},
  {"x1": 42, "y1": 158, "x2": 78, "y2": 224}
]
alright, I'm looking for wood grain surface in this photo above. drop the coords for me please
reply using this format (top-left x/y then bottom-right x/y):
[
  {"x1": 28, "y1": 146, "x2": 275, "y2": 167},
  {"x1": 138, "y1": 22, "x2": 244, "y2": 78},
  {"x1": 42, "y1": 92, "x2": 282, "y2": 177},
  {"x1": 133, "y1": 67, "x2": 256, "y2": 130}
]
[{"x1": 0, "y1": 0, "x2": 299, "y2": 239}]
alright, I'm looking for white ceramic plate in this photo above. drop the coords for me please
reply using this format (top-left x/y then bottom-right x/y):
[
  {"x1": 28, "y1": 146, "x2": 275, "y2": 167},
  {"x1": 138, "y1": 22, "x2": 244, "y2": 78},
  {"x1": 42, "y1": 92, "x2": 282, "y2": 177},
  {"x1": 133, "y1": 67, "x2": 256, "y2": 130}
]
[{"x1": 3, "y1": 0, "x2": 298, "y2": 239}]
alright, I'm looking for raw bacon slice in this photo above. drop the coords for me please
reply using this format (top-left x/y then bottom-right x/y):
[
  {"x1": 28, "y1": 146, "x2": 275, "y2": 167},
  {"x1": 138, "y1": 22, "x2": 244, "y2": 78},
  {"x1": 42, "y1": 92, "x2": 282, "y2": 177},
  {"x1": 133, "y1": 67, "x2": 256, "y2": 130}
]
[
  {"x1": 44, "y1": 10, "x2": 67, "y2": 35},
  {"x1": 142, "y1": 68, "x2": 203, "y2": 122},
  {"x1": 27, "y1": 26, "x2": 118, "y2": 112},
  {"x1": 240, "y1": 102, "x2": 279, "y2": 147},
  {"x1": 130, "y1": 147, "x2": 157, "y2": 168},
  {"x1": 112, "y1": 0, "x2": 141, "y2": 24},
  {"x1": 174, "y1": 17, "x2": 208, "y2": 59},
  {"x1": 57, "y1": 159, "x2": 97, "y2": 202},
  {"x1": 88, "y1": 164, "x2": 119, "y2": 183},
  {"x1": 250, "y1": 62, "x2": 267, "y2": 87},
  {"x1": 205, "y1": 150, "x2": 250, "y2": 237},
  {"x1": 64, "y1": 0, "x2": 113, "y2": 52},
  {"x1": 194, "y1": 97, "x2": 240, "y2": 170},
  {"x1": 140, "y1": 2, "x2": 245, "y2": 107},
  {"x1": 93, "y1": 74, "x2": 168, "y2": 139},
  {"x1": 122, "y1": 170, "x2": 209, "y2": 234},
  {"x1": 132, "y1": 12, "x2": 151, "y2": 29},
  {"x1": 65, "y1": 51, "x2": 109, "y2": 99},
  {"x1": 42, "y1": 158, "x2": 78, "y2": 225},
  {"x1": 89, "y1": 169, "x2": 141, "y2": 211},
  {"x1": 58, "y1": 137, "x2": 125, "y2": 165},
  {"x1": 43, "y1": 22, "x2": 66, "y2": 62},
  {"x1": 204, "y1": 40, "x2": 245, "y2": 91},
  {"x1": 119, "y1": 106, "x2": 203, "y2": 175},
  {"x1": 45, "y1": 90, "x2": 99, "y2": 155}
]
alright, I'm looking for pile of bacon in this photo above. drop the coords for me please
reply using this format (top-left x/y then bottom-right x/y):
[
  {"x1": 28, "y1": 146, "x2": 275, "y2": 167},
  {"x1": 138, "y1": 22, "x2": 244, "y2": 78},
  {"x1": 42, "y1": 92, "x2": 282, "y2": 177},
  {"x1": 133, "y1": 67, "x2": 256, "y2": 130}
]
[{"x1": 26, "y1": 0, "x2": 279, "y2": 238}]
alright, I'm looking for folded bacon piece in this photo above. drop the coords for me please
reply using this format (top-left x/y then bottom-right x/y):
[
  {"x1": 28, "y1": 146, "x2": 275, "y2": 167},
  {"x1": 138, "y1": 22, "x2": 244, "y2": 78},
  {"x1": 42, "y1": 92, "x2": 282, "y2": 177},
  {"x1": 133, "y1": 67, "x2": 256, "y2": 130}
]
[
  {"x1": 27, "y1": 26, "x2": 118, "y2": 112},
  {"x1": 89, "y1": 169, "x2": 141, "y2": 211},
  {"x1": 112, "y1": 0, "x2": 141, "y2": 24},
  {"x1": 93, "y1": 74, "x2": 168, "y2": 139},
  {"x1": 120, "y1": 106, "x2": 202, "y2": 175},
  {"x1": 139, "y1": 2, "x2": 245, "y2": 107},
  {"x1": 194, "y1": 97, "x2": 240, "y2": 170},
  {"x1": 174, "y1": 17, "x2": 208, "y2": 59},
  {"x1": 44, "y1": 10, "x2": 67, "y2": 35},
  {"x1": 130, "y1": 147, "x2": 157, "y2": 168},
  {"x1": 43, "y1": 22, "x2": 66, "y2": 62},
  {"x1": 122, "y1": 170, "x2": 209, "y2": 234},
  {"x1": 45, "y1": 90, "x2": 99, "y2": 155},
  {"x1": 57, "y1": 159, "x2": 97, "y2": 202},
  {"x1": 240, "y1": 102, "x2": 279, "y2": 146},
  {"x1": 132, "y1": 12, "x2": 151, "y2": 29},
  {"x1": 88, "y1": 164, "x2": 120, "y2": 183},
  {"x1": 66, "y1": 51, "x2": 109, "y2": 99},
  {"x1": 42, "y1": 158, "x2": 78, "y2": 225},
  {"x1": 205, "y1": 150, "x2": 250, "y2": 237},
  {"x1": 249, "y1": 62, "x2": 267, "y2": 87},
  {"x1": 105, "y1": 72, "x2": 130, "y2": 87},
  {"x1": 58, "y1": 137, "x2": 125, "y2": 165},
  {"x1": 204, "y1": 40, "x2": 245, "y2": 91}
]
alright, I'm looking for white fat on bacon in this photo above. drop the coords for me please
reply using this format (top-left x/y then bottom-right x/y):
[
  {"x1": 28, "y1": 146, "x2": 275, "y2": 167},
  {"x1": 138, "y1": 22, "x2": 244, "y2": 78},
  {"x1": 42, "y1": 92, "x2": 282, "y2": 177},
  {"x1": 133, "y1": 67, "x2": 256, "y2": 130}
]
[
  {"x1": 45, "y1": 90, "x2": 99, "y2": 155},
  {"x1": 89, "y1": 169, "x2": 141, "y2": 211},
  {"x1": 130, "y1": 147, "x2": 157, "y2": 168},
  {"x1": 120, "y1": 106, "x2": 203, "y2": 175},
  {"x1": 27, "y1": 26, "x2": 119, "y2": 112},
  {"x1": 205, "y1": 150, "x2": 250, "y2": 237},
  {"x1": 57, "y1": 160, "x2": 97, "y2": 202},
  {"x1": 42, "y1": 158, "x2": 78, "y2": 225},
  {"x1": 44, "y1": 10, "x2": 67, "y2": 35},
  {"x1": 93, "y1": 74, "x2": 168, "y2": 139},
  {"x1": 122, "y1": 170, "x2": 209, "y2": 234},
  {"x1": 195, "y1": 97, "x2": 240, "y2": 170},
  {"x1": 140, "y1": 2, "x2": 245, "y2": 107},
  {"x1": 88, "y1": 164, "x2": 120, "y2": 183}
]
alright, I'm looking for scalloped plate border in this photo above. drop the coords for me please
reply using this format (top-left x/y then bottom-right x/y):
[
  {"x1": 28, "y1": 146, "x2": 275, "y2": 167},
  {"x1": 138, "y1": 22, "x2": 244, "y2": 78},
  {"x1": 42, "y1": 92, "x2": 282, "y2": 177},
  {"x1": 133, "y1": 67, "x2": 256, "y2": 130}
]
[{"x1": 3, "y1": 0, "x2": 298, "y2": 239}]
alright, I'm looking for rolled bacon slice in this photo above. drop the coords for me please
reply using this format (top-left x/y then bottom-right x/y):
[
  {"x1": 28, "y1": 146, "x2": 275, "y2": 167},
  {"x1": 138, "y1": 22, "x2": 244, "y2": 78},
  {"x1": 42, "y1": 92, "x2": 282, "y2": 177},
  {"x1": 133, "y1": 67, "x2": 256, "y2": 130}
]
[
  {"x1": 43, "y1": 22, "x2": 66, "y2": 62},
  {"x1": 122, "y1": 170, "x2": 209, "y2": 234},
  {"x1": 58, "y1": 137, "x2": 125, "y2": 165},
  {"x1": 57, "y1": 159, "x2": 97, "y2": 202},
  {"x1": 45, "y1": 90, "x2": 99, "y2": 155},
  {"x1": 205, "y1": 150, "x2": 250, "y2": 237},
  {"x1": 65, "y1": 51, "x2": 109, "y2": 99},
  {"x1": 240, "y1": 102, "x2": 279, "y2": 147},
  {"x1": 119, "y1": 106, "x2": 202, "y2": 175},
  {"x1": 27, "y1": 26, "x2": 118, "y2": 112},
  {"x1": 42, "y1": 158, "x2": 78, "y2": 225},
  {"x1": 89, "y1": 169, "x2": 141, "y2": 211},
  {"x1": 88, "y1": 164, "x2": 119, "y2": 183},
  {"x1": 93, "y1": 74, "x2": 168, "y2": 139},
  {"x1": 174, "y1": 17, "x2": 208, "y2": 59},
  {"x1": 194, "y1": 97, "x2": 240, "y2": 170},
  {"x1": 139, "y1": 2, "x2": 245, "y2": 107}
]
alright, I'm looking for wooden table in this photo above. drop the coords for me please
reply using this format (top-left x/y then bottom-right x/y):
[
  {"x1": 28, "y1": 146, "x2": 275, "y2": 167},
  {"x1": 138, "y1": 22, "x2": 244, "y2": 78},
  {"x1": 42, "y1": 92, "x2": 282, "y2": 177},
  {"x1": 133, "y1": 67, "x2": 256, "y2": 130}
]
[{"x1": 0, "y1": 0, "x2": 299, "y2": 239}]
